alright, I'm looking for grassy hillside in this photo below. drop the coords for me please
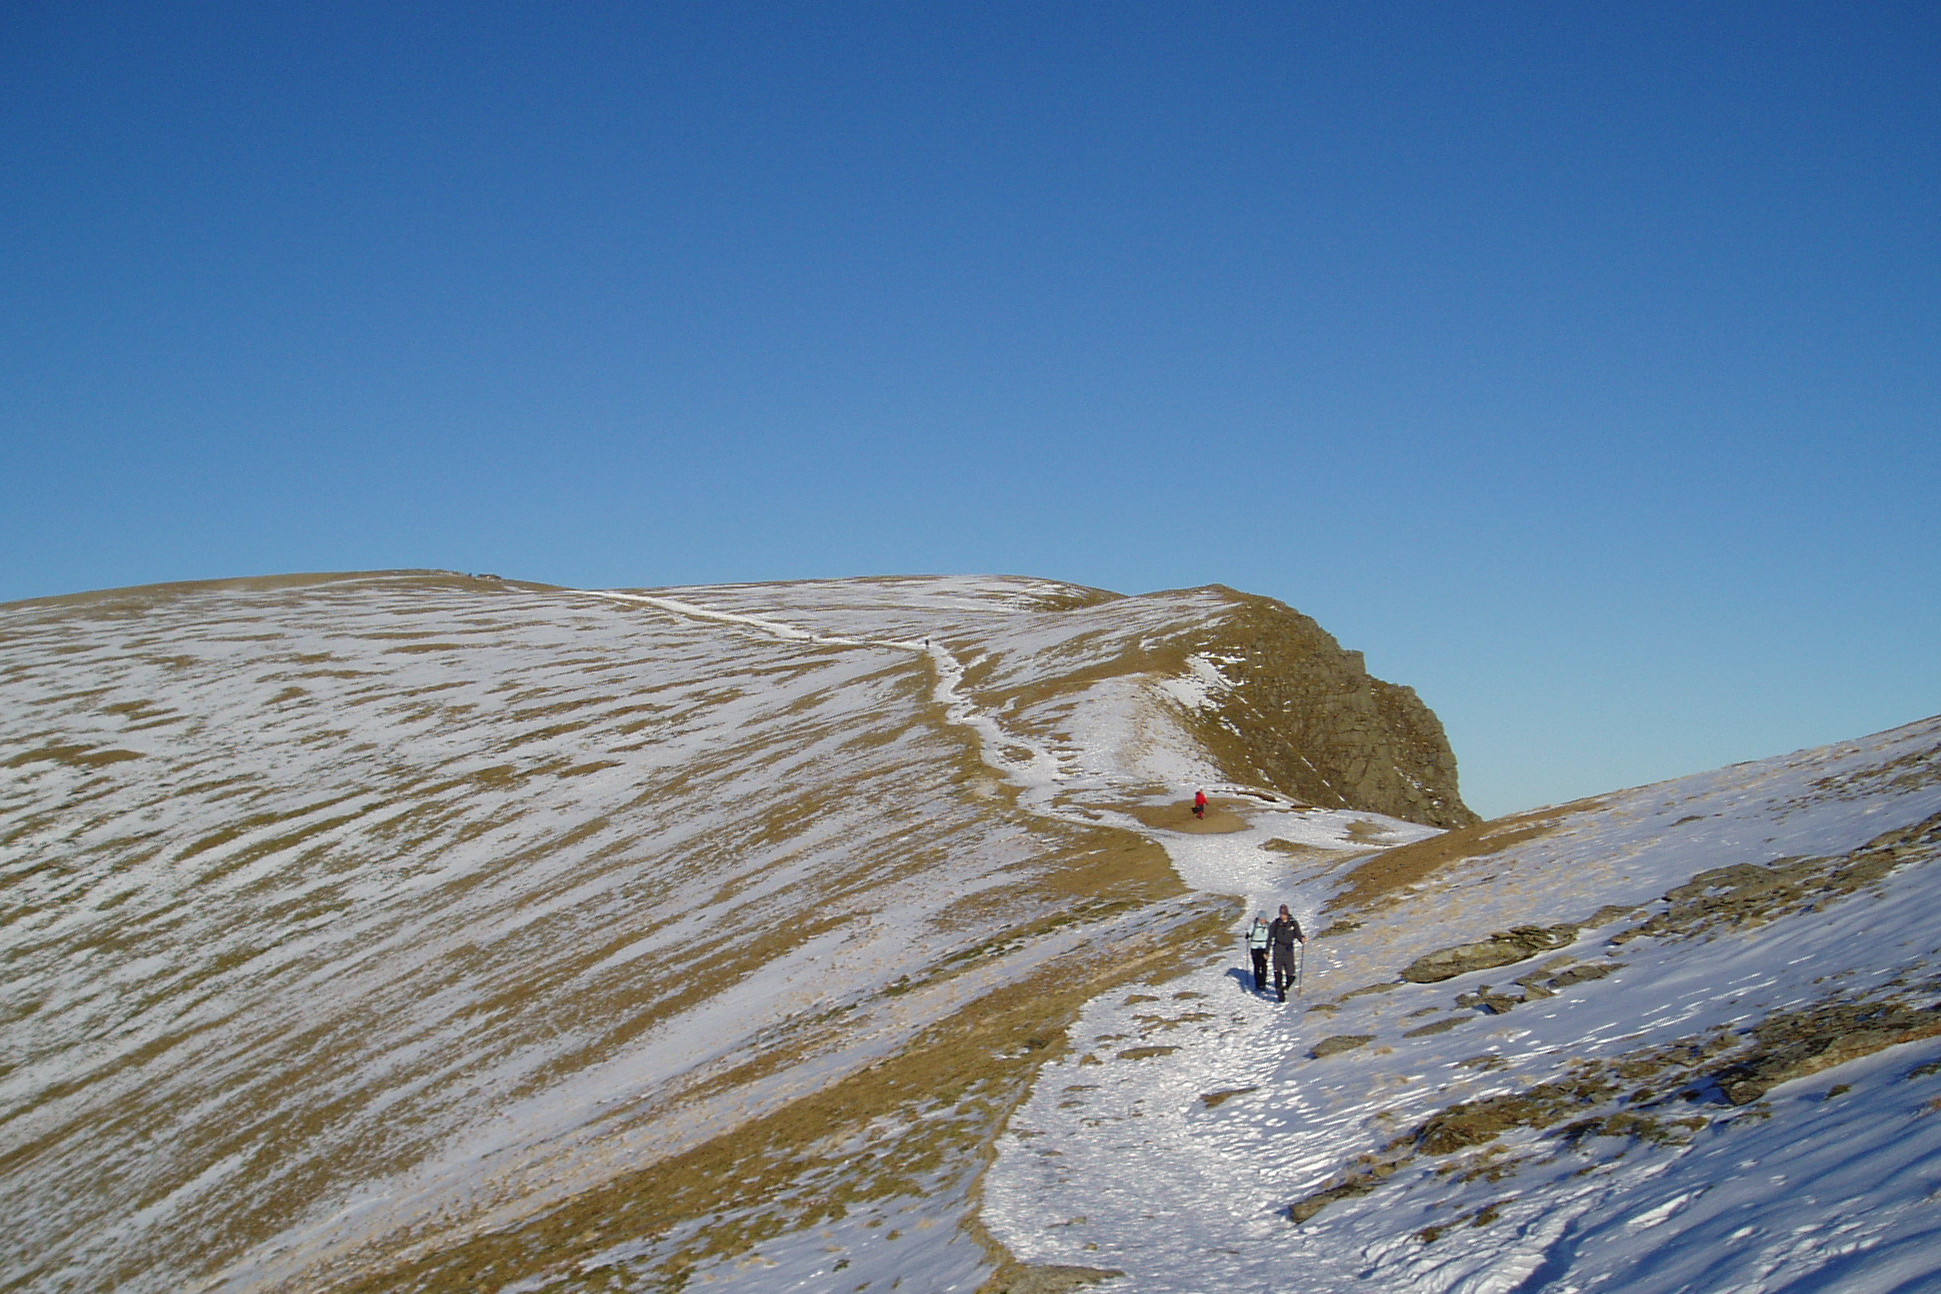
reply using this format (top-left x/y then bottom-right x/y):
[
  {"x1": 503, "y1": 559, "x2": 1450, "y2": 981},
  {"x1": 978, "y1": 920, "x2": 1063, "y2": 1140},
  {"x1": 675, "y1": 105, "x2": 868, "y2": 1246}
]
[{"x1": 0, "y1": 571, "x2": 1459, "y2": 1292}]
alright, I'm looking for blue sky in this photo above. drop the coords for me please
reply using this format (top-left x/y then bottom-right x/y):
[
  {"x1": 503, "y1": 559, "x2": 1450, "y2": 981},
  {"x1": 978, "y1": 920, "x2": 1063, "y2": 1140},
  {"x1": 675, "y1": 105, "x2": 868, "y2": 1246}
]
[{"x1": 4, "y1": 2, "x2": 1936, "y2": 817}]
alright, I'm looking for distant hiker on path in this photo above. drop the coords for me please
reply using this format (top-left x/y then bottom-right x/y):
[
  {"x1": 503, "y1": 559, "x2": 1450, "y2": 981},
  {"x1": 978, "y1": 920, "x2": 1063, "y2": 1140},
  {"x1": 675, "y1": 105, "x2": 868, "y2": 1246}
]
[
  {"x1": 1268, "y1": 904, "x2": 1307, "y2": 1002},
  {"x1": 1246, "y1": 915, "x2": 1271, "y2": 993},
  {"x1": 1193, "y1": 789, "x2": 1208, "y2": 819}
]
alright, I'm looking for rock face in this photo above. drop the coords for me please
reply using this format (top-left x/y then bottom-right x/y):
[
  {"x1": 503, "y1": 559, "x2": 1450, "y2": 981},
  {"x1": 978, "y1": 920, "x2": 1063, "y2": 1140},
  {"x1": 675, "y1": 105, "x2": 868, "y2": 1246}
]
[{"x1": 1187, "y1": 589, "x2": 1478, "y2": 829}]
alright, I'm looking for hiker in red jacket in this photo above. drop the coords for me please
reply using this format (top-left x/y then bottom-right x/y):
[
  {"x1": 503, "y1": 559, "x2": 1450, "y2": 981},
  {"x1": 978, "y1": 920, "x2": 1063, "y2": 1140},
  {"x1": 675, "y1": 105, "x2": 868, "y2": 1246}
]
[{"x1": 1193, "y1": 789, "x2": 1208, "y2": 819}]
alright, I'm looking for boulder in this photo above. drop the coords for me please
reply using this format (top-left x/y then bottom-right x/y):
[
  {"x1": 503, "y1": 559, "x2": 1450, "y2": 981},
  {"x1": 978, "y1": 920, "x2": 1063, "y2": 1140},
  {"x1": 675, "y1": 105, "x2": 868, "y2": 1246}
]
[{"x1": 1401, "y1": 925, "x2": 1580, "y2": 983}]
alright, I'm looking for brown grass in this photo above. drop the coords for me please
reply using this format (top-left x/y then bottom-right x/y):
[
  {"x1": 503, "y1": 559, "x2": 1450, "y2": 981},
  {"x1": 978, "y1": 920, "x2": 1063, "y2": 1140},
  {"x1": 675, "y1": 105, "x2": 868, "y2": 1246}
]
[
  {"x1": 1329, "y1": 804, "x2": 1594, "y2": 914},
  {"x1": 1, "y1": 569, "x2": 538, "y2": 613},
  {"x1": 3, "y1": 744, "x2": 145, "y2": 769},
  {"x1": 1123, "y1": 800, "x2": 1250, "y2": 835}
]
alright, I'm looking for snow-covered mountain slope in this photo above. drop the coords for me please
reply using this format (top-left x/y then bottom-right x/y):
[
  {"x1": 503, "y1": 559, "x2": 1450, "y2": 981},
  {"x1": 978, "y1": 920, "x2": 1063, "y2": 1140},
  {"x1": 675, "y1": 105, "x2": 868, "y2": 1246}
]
[
  {"x1": 17, "y1": 570, "x2": 1932, "y2": 1294},
  {"x1": 977, "y1": 715, "x2": 1941, "y2": 1294},
  {"x1": 0, "y1": 571, "x2": 1451, "y2": 1294}
]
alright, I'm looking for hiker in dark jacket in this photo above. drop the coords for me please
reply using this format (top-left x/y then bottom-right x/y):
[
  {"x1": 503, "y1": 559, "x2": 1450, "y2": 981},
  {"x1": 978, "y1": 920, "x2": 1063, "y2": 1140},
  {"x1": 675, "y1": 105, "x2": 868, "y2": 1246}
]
[{"x1": 1268, "y1": 904, "x2": 1307, "y2": 1002}]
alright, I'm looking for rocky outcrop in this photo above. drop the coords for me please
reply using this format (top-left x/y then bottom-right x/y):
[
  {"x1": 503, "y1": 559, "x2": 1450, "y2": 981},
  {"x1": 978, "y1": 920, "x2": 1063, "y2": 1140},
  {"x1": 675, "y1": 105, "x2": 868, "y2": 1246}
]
[
  {"x1": 1613, "y1": 811, "x2": 1941, "y2": 945},
  {"x1": 1707, "y1": 998, "x2": 1941, "y2": 1105},
  {"x1": 1400, "y1": 924, "x2": 1581, "y2": 983},
  {"x1": 1187, "y1": 590, "x2": 1478, "y2": 829}
]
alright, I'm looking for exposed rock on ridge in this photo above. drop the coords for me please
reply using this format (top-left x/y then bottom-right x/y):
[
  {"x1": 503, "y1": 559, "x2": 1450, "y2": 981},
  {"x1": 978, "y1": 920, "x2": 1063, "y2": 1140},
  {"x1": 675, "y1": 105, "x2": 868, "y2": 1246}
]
[{"x1": 1182, "y1": 588, "x2": 1477, "y2": 828}]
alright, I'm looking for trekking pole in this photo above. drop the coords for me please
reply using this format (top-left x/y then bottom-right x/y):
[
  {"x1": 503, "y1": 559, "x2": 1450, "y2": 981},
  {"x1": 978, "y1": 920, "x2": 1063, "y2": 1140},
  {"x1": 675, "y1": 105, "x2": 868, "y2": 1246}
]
[{"x1": 1295, "y1": 941, "x2": 1305, "y2": 995}]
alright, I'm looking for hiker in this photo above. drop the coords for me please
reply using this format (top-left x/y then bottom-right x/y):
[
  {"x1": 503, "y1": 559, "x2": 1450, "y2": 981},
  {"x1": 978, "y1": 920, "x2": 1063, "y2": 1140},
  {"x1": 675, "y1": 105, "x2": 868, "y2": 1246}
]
[
  {"x1": 1268, "y1": 904, "x2": 1307, "y2": 1002},
  {"x1": 1193, "y1": 789, "x2": 1208, "y2": 819},
  {"x1": 1246, "y1": 914, "x2": 1271, "y2": 993}
]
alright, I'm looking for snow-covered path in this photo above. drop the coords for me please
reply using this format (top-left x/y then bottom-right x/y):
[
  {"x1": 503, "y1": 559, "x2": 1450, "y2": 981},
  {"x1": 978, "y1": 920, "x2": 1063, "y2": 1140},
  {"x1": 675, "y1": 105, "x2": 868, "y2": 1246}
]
[
  {"x1": 574, "y1": 588, "x2": 1077, "y2": 800},
  {"x1": 982, "y1": 718, "x2": 1941, "y2": 1294}
]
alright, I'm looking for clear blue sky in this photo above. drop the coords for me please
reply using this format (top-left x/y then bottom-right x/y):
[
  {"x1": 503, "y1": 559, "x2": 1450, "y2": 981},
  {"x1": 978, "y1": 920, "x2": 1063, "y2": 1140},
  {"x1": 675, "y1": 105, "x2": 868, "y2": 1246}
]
[{"x1": 5, "y1": 2, "x2": 1936, "y2": 818}]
